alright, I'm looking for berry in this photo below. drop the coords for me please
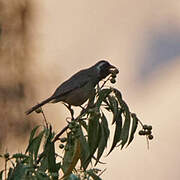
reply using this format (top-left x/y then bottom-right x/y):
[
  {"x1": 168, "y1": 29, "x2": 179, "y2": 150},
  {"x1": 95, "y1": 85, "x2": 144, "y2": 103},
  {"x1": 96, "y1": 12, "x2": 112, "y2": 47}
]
[
  {"x1": 110, "y1": 78, "x2": 116, "y2": 84},
  {"x1": 111, "y1": 73, "x2": 117, "y2": 78},
  {"x1": 112, "y1": 68, "x2": 119, "y2": 74},
  {"x1": 35, "y1": 108, "x2": 42, "y2": 113},
  {"x1": 60, "y1": 137, "x2": 67, "y2": 143},
  {"x1": 143, "y1": 124, "x2": 148, "y2": 130},
  {"x1": 59, "y1": 144, "x2": 64, "y2": 149},
  {"x1": 145, "y1": 129, "x2": 152, "y2": 135},
  {"x1": 148, "y1": 134, "x2": 154, "y2": 140},
  {"x1": 139, "y1": 130, "x2": 146, "y2": 136},
  {"x1": 147, "y1": 125, "x2": 152, "y2": 131}
]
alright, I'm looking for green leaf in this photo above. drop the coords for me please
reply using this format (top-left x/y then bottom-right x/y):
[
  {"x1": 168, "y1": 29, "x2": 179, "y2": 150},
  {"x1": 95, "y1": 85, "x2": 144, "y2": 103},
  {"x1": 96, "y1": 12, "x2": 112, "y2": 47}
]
[
  {"x1": 113, "y1": 88, "x2": 132, "y2": 148},
  {"x1": 112, "y1": 88, "x2": 122, "y2": 101},
  {"x1": 96, "y1": 88, "x2": 112, "y2": 107},
  {"x1": 0, "y1": 170, "x2": 3, "y2": 180},
  {"x1": 101, "y1": 113, "x2": 110, "y2": 143},
  {"x1": 7, "y1": 163, "x2": 27, "y2": 180},
  {"x1": 47, "y1": 142, "x2": 57, "y2": 174},
  {"x1": 44, "y1": 125, "x2": 55, "y2": 142},
  {"x1": 7, "y1": 168, "x2": 13, "y2": 180},
  {"x1": 127, "y1": 113, "x2": 138, "y2": 147},
  {"x1": 87, "y1": 169, "x2": 102, "y2": 180},
  {"x1": 95, "y1": 113, "x2": 110, "y2": 165},
  {"x1": 79, "y1": 120, "x2": 88, "y2": 132},
  {"x1": 12, "y1": 153, "x2": 29, "y2": 159},
  {"x1": 79, "y1": 126, "x2": 90, "y2": 170},
  {"x1": 27, "y1": 130, "x2": 45, "y2": 161},
  {"x1": 88, "y1": 113, "x2": 100, "y2": 156},
  {"x1": 61, "y1": 139, "x2": 81, "y2": 179},
  {"x1": 25, "y1": 125, "x2": 41, "y2": 154},
  {"x1": 68, "y1": 174, "x2": 81, "y2": 180},
  {"x1": 120, "y1": 100, "x2": 131, "y2": 149},
  {"x1": 40, "y1": 126, "x2": 58, "y2": 177},
  {"x1": 34, "y1": 171, "x2": 50, "y2": 180},
  {"x1": 107, "y1": 95, "x2": 119, "y2": 124},
  {"x1": 39, "y1": 154, "x2": 49, "y2": 172},
  {"x1": 107, "y1": 110, "x2": 122, "y2": 155}
]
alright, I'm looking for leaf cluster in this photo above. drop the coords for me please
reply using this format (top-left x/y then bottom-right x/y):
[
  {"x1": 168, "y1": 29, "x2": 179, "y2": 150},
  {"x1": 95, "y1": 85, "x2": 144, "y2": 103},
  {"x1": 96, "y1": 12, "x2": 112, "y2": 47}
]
[{"x1": 0, "y1": 82, "x2": 153, "y2": 179}]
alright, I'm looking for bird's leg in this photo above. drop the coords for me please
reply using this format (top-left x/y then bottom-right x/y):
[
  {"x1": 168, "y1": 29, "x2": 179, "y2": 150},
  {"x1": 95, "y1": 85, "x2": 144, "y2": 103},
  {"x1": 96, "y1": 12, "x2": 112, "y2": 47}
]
[
  {"x1": 79, "y1": 105, "x2": 87, "y2": 115},
  {"x1": 63, "y1": 103, "x2": 74, "y2": 120},
  {"x1": 68, "y1": 104, "x2": 74, "y2": 120}
]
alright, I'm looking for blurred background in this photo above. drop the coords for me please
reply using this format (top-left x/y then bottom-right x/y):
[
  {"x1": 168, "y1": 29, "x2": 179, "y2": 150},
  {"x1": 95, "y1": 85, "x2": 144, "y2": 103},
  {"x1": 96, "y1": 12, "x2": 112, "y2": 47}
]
[{"x1": 0, "y1": 0, "x2": 180, "y2": 179}]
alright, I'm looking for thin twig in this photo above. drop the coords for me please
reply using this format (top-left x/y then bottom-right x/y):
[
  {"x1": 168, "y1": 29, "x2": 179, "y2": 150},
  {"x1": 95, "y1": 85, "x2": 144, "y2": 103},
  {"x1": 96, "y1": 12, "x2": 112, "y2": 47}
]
[
  {"x1": 62, "y1": 103, "x2": 74, "y2": 120},
  {"x1": 52, "y1": 125, "x2": 69, "y2": 143},
  {"x1": 99, "y1": 168, "x2": 107, "y2": 177},
  {"x1": 100, "y1": 75, "x2": 112, "y2": 89},
  {"x1": 146, "y1": 135, "x2": 150, "y2": 150},
  {"x1": 41, "y1": 109, "x2": 48, "y2": 128},
  {"x1": 52, "y1": 106, "x2": 89, "y2": 143},
  {"x1": 137, "y1": 118, "x2": 144, "y2": 127}
]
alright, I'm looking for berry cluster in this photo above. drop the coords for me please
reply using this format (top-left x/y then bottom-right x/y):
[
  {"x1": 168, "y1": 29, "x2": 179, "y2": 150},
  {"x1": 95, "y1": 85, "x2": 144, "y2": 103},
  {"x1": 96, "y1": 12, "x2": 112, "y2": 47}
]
[
  {"x1": 59, "y1": 121, "x2": 80, "y2": 150},
  {"x1": 139, "y1": 124, "x2": 153, "y2": 140},
  {"x1": 109, "y1": 68, "x2": 119, "y2": 84}
]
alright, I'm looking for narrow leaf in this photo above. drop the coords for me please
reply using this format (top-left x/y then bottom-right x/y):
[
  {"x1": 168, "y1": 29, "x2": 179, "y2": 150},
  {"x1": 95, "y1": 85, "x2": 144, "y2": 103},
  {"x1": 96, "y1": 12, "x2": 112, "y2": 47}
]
[
  {"x1": 33, "y1": 131, "x2": 45, "y2": 160},
  {"x1": 61, "y1": 139, "x2": 81, "y2": 179},
  {"x1": 25, "y1": 129, "x2": 45, "y2": 164},
  {"x1": 101, "y1": 113, "x2": 110, "y2": 143},
  {"x1": 34, "y1": 171, "x2": 49, "y2": 179},
  {"x1": 95, "y1": 114, "x2": 110, "y2": 165},
  {"x1": 88, "y1": 114, "x2": 100, "y2": 156},
  {"x1": 47, "y1": 142, "x2": 57, "y2": 174},
  {"x1": 120, "y1": 100, "x2": 131, "y2": 149},
  {"x1": 79, "y1": 126, "x2": 90, "y2": 170},
  {"x1": 68, "y1": 173, "x2": 81, "y2": 180},
  {"x1": 7, "y1": 168, "x2": 13, "y2": 180},
  {"x1": 96, "y1": 88, "x2": 112, "y2": 107},
  {"x1": 79, "y1": 120, "x2": 88, "y2": 132},
  {"x1": 0, "y1": 170, "x2": 3, "y2": 180},
  {"x1": 127, "y1": 113, "x2": 138, "y2": 147},
  {"x1": 25, "y1": 125, "x2": 41, "y2": 154},
  {"x1": 62, "y1": 144, "x2": 74, "y2": 175},
  {"x1": 87, "y1": 170, "x2": 102, "y2": 180},
  {"x1": 39, "y1": 155, "x2": 49, "y2": 172},
  {"x1": 107, "y1": 95, "x2": 119, "y2": 124},
  {"x1": 8, "y1": 163, "x2": 27, "y2": 180},
  {"x1": 12, "y1": 153, "x2": 29, "y2": 159},
  {"x1": 112, "y1": 88, "x2": 122, "y2": 102},
  {"x1": 113, "y1": 87, "x2": 132, "y2": 149},
  {"x1": 107, "y1": 110, "x2": 122, "y2": 155}
]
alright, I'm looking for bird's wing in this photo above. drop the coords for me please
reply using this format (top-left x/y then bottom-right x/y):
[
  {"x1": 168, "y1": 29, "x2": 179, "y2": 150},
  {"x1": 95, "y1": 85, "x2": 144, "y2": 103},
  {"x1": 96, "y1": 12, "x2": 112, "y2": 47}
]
[{"x1": 51, "y1": 69, "x2": 92, "y2": 98}]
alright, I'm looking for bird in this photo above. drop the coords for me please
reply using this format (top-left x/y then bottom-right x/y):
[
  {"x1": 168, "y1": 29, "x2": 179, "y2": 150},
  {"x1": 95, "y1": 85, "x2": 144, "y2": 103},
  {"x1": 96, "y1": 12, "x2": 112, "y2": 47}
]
[{"x1": 26, "y1": 60, "x2": 117, "y2": 115}]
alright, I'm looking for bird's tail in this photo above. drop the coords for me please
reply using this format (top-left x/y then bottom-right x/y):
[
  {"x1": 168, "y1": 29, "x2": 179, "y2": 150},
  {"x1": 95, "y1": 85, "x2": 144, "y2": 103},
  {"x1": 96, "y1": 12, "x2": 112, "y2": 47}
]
[{"x1": 25, "y1": 96, "x2": 54, "y2": 115}]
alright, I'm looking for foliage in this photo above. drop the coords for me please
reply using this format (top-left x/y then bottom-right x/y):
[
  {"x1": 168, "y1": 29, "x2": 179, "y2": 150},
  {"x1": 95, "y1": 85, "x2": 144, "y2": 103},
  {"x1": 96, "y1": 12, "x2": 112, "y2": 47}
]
[{"x1": 0, "y1": 75, "x2": 153, "y2": 180}]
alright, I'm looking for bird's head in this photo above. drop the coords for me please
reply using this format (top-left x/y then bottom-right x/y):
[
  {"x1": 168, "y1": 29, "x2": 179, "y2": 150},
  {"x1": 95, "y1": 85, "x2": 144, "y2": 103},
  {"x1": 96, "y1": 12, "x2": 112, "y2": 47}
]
[{"x1": 94, "y1": 60, "x2": 118, "y2": 81}]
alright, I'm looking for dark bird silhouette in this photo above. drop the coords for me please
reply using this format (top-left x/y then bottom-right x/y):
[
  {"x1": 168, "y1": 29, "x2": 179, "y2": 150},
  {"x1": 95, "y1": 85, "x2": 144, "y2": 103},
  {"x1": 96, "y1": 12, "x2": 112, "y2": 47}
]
[{"x1": 26, "y1": 60, "x2": 117, "y2": 115}]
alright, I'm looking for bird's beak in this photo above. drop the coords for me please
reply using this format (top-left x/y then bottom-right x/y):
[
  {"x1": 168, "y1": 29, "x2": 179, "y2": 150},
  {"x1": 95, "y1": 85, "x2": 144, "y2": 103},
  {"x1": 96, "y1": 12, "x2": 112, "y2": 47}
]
[{"x1": 109, "y1": 64, "x2": 119, "y2": 74}]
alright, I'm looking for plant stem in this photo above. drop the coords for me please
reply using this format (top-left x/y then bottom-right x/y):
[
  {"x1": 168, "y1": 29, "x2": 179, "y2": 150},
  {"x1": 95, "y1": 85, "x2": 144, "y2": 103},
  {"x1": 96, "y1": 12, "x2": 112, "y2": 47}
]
[{"x1": 41, "y1": 109, "x2": 48, "y2": 128}]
